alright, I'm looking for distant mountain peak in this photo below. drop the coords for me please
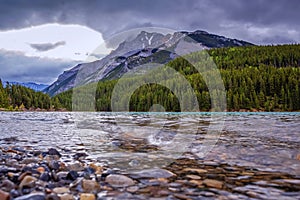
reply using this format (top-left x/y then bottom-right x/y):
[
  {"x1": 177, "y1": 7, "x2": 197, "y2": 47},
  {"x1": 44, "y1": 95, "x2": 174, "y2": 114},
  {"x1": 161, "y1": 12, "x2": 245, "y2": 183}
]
[{"x1": 4, "y1": 81, "x2": 49, "y2": 92}]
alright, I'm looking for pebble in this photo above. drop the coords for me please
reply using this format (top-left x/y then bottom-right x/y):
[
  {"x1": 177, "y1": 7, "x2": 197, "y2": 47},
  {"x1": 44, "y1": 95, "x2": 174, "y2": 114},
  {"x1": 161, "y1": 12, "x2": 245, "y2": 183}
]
[
  {"x1": 66, "y1": 170, "x2": 79, "y2": 181},
  {"x1": 82, "y1": 179, "x2": 101, "y2": 193},
  {"x1": 80, "y1": 193, "x2": 95, "y2": 200},
  {"x1": 173, "y1": 193, "x2": 192, "y2": 200},
  {"x1": 46, "y1": 193, "x2": 60, "y2": 200},
  {"x1": 21, "y1": 158, "x2": 39, "y2": 164},
  {"x1": 59, "y1": 193, "x2": 74, "y2": 200},
  {"x1": 53, "y1": 187, "x2": 70, "y2": 194},
  {"x1": 189, "y1": 180, "x2": 203, "y2": 187},
  {"x1": 40, "y1": 172, "x2": 51, "y2": 182},
  {"x1": 37, "y1": 166, "x2": 45, "y2": 174},
  {"x1": 169, "y1": 182, "x2": 182, "y2": 188},
  {"x1": 105, "y1": 174, "x2": 135, "y2": 187},
  {"x1": 49, "y1": 160, "x2": 60, "y2": 170},
  {"x1": 202, "y1": 179, "x2": 223, "y2": 189},
  {"x1": 19, "y1": 175, "x2": 37, "y2": 189},
  {"x1": 0, "y1": 179, "x2": 15, "y2": 191},
  {"x1": 67, "y1": 163, "x2": 84, "y2": 171},
  {"x1": 55, "y1": 171, "x2": 68, "y2": 180},
  {"x1": 48, "y1": 148, "x2": 61, "y2": 157},
  {"x1": 73, "y1": 152, "x2": 88, "y2": 160},
  {"x1": 186, "y1": 174, "x2": 201, "y2": 180},
  {"x1": 14, "y1": 192, "x2": 46, "y2": 200},
  {"x1": 89, "y1": 163, "x2": 102, "y2": 174},
  {"x1": 126, "y1": 185, "x2": 139, "y2": 193},
  {"x1": 0, "y1": 189, "x2": 10, "y2": 200},
  {"x1": 182, "y1": 168, "x2": 208, "y2": 174}
]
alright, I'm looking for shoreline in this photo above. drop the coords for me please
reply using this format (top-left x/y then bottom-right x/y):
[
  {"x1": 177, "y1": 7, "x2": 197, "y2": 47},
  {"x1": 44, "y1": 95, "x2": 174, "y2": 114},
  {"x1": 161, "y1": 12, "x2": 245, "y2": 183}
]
[{"x1": 0, "y1": 146, "x2": 299, "y2": 199}]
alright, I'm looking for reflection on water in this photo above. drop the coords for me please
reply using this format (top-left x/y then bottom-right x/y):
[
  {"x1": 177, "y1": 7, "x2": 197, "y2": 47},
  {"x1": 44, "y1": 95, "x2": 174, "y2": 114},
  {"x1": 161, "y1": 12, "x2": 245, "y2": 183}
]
[{"x1": 0, "y1": 112, "x2": 299, "y2": 174}]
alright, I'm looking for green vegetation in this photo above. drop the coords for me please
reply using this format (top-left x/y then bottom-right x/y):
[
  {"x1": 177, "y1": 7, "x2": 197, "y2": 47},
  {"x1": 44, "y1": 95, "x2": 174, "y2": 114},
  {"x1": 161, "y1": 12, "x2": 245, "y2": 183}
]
[
  {"x1": 1, "y1": 44, "x2": 299, "y2": 112},
  {"x1": 55, "y1": 44, "x2": 300, "y2": 112},
  {"x1": 0, "y1": 81, "x2": 64, "y2": 111}
]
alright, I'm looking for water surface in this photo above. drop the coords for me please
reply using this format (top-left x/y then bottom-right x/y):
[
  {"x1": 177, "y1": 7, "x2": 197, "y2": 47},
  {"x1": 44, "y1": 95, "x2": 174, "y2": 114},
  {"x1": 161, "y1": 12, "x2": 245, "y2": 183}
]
[{"x1": 0, "y1": 112, "x2": 299, "y2": 174}]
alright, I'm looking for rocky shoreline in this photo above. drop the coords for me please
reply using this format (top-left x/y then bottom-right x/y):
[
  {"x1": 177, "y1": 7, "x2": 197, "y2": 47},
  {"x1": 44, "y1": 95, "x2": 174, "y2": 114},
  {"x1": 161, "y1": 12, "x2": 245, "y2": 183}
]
[{"x1": 1, "y1": 146, "x2": 299, "y2": 200}]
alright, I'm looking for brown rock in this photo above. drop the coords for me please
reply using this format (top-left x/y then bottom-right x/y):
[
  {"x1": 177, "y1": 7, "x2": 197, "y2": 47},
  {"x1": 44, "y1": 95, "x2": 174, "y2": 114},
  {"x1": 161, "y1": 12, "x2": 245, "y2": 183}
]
[
  {"x1": 18, "y1": 172, "x2": 31, "y2": 181},
  {"x1": 203, "y1": 179, "x2": 223, "y2": 189},
  {"x1": 82, "y1": 179, "x2": 100, "y2": 193},
  {"x1": 182, "y1": 168, "x2": 208, "y2": 174},
  {"x1": 53, "y1": 187, "x2": 70, "y2": 194},
  {"x1": 189, "y1": 180, "x2": 203, "y2": 187},
  {"x1": 80, "y1": 193, "x2": 95, "y2": 200},
  {"x1": 174, "y1": 193, "x2": 192, "y2": 200},
  {"x1": 101, "y1": 185, "x2": 113, "y2": 191},
  {"x1": 89, "y1": 163, "x2": 103, "y2": 174},
  {"x1": 296, "y1": 154, "x2": 300, "y2": 160},
  {"x1": 19, "y1": 175, "x2": 37, "y2": 189},
  {"x1": 149, "y1": 178, "x2": 168, "y2": 184},
  {"x1": 60, "y1": 193, "x2": 74, "y2": 200},
  {"x1": 0, "y1": 190, "x2": 9, "y2": 200}
]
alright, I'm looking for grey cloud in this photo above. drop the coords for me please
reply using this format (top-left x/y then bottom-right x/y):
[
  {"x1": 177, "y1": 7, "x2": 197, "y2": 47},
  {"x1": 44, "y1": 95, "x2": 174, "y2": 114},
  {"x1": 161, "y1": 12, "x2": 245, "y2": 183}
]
[
  {"x1": 0, "y1": 49, "x2": 78, "y2": 84},
  {"x1": 29, "y1": 41, "x2": 66, "y2": 51},
  {"x1": 0, "y1": 0, "x2": 299, "y2": 44}
]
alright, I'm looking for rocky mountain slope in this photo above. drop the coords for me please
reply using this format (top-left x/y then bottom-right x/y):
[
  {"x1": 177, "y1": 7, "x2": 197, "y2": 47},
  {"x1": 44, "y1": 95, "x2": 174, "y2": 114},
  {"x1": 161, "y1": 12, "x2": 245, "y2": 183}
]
[{"x1": 44, "y1": 30, "x2": 253, "y2": 96}]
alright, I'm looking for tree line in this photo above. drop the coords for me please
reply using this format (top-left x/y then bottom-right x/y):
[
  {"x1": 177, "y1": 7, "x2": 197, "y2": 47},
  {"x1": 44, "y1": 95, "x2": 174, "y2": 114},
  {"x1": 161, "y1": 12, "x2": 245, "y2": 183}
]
[{"x1": 0, "y1": 81, "x2": 64, "y2": 111}]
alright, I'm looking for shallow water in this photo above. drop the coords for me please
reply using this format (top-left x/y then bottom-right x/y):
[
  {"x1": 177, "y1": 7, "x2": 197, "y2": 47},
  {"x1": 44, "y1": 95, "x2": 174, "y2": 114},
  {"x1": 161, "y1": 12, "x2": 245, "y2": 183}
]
[{"x1": 0, "y1": 112, "x2": 299, "y2": 174}]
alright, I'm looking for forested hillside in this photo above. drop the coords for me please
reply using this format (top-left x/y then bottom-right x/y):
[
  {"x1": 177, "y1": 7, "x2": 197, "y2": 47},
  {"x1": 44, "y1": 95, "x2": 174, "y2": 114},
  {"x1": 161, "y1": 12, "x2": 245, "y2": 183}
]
[
  {"x1": 54, "y1": 44, "x2": 300, "y2": 112},
  {"x1": 0, "y1": 81, "x2": 62, "y2": 111},
  {"x1": 1, "y1": 44, "x2": 299, "y2": 112}
]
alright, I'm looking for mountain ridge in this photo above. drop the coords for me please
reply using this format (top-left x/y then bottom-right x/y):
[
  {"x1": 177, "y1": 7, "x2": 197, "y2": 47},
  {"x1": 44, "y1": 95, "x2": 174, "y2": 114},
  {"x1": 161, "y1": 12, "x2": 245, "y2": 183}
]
[
  {"x1": 44, "y1": 30, "x2": 253, "y2": 96},
  {"x1": 3, "y1": 81, "x2": 48, "y2": 92}
]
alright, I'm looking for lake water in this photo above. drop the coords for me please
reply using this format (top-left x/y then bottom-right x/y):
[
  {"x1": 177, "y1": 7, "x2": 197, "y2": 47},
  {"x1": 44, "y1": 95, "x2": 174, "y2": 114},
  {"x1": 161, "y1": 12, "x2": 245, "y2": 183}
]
[{"x1": 0, "y1": 112, "x2": 299, "y2": 175}]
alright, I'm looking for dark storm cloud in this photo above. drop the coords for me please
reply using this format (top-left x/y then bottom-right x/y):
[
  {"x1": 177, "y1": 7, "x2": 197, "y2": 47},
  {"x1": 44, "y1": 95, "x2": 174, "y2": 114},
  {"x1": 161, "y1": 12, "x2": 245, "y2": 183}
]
[
  {"x1": 0, "y1": 0, "x2": 299, "y2": 44},
  {"x1": 0, "y1": 49, "x2": 78, "y2": 84},
  {"x1": 29, "y1": 41, "x2": 66, "y2": 52}
]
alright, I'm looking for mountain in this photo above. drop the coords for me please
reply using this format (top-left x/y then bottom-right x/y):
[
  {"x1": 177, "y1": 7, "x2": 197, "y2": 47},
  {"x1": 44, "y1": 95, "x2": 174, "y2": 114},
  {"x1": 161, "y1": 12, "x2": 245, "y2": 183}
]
[
  {"x1": 3, "y1": 81, "x2": 48, "y2": 92},
  {"x1": 44, "y1": 30, "x2": 253, "y2": 96}
]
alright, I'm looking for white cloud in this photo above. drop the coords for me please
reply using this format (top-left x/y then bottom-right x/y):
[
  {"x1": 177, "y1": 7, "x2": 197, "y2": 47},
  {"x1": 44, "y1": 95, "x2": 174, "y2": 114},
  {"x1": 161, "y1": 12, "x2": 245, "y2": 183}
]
[{"x1": 0, "y1": 23, "x2": 110, "y2": 61}]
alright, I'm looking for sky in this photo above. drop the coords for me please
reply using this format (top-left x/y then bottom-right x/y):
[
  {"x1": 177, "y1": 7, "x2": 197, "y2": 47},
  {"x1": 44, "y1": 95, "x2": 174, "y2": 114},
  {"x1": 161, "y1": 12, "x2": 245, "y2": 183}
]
[{"x1": 0, "y1": 0, "x2": 299, "y2": 84}]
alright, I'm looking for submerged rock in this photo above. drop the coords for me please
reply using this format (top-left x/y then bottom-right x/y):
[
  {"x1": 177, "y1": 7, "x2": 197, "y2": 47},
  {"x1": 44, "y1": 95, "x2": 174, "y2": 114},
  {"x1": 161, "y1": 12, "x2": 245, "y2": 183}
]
[
  {"x1": 48, "y1": 148, "x2": 61, "y2": 157},
  {"x1": 105, "y1": 174, "x2": 135, "y2": 187},
  {"x1": 130, "y1": 168, "x2": 176, "y2": 179}
]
